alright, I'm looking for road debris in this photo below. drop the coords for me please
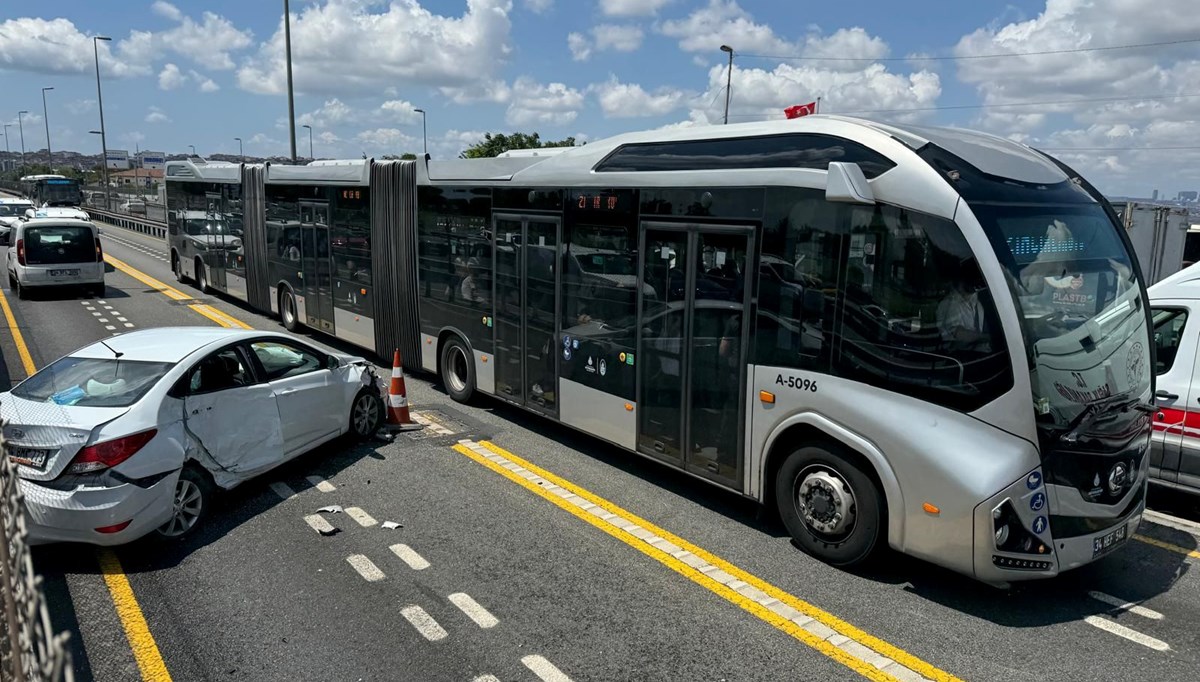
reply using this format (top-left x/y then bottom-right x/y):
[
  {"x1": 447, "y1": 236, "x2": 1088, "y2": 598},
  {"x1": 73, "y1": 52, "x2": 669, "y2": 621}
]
[
  {"x1": 317, "y1": 505, "x2": 343, "y2": 514},
  {"x1": 381, "y1": 521, "x2": 402, "y2": 530}
]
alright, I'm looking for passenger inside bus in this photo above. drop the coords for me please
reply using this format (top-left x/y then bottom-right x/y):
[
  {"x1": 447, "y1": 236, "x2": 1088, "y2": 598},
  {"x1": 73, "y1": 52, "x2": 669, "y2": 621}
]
[{"x1": 458, "y1": 257, "x2": 487, "y2": 304}]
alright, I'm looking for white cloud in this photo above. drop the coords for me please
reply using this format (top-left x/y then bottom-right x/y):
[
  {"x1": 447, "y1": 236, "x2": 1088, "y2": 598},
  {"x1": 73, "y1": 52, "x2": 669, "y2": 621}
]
[
  {"x1": 593, "y1": 24, "x2": 644, "y2": 52},
  {"x1": 600, "y1": 0, "x2": 673, "y2": 17},
  {"x1": 659, "y1": 0, "x2": 794, "y2": 54},
  {"x1": 379, "y1": 100, "x2": 421, "y2": 125},
  {"x1": 145, "y1": 106, "x2": 171, "y2": 124},
  {"x1": 152, "y1": 1, "x2": 183, "y2": 22},
  {"x1": 567, "y1": 32, "x2": 591, "y2": 61},
  {"x1": 237, "y1": 0, "x2": 514, "y2": 98},
  {"x1": 440, "y1": 79, "x2": 512, "y2": 104},
  {"x1": 66, "y1": 99, "x2": 96, "y2": 115},
  {"x1": 297, "y1": 99, "x2": 357, "y2": 128},
  {"x1": 506, "y1": 77, "x2": 585, "y2": 126},
  {"x1": 525, "y1": 0, "x2": 554, "y2": 12},
  {"x1": 158, "y1": 63, "x2": 186, "y2": 90},
  {"x1": 0, "y1": 18, "x2": 151, "y2": 78},
  {"x1": 191, "y1": 70, "x2": 220, "y2": 93},
  {"x1": 593, "y1": 77, "x2": 688, "y2": 118},
  {"x1": 355, "y1": 128, "x2": 419, "y2": 152},
  {"x1": 121, "y1": 131, "x2": 147, "y2": 145},
  {"x1": 162, "y1": 11, "x2": 254, "y2": 70},
  {"x1": 568, "y1": 24, "x2": 643, "y2": 61}
]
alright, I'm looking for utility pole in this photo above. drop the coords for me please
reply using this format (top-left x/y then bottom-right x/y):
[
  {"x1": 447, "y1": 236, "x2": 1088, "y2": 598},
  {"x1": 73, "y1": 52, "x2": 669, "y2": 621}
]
[
  {"x1": 284, "y1": 0, "x2": 298, "y2": 163},
  {"x1": 234, "y1": 137, "x2": 244, "y2": 163},
  {"x1": 17, "y1": 111, "x2": 27, "y2": 174},
  {"x1": 720, "y1": 45, "x2": 734, "y2": 125},
  {"x1": 94, "y1": 36, "x2": 113, "y2": 209},
  {"x1": 41, "y1": 87, "x2": 54, "y2": 171}
]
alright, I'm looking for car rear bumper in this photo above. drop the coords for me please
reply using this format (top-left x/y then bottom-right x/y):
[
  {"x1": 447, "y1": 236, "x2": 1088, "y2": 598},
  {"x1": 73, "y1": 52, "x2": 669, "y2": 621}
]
[
  {"x1": 13, "y1": 264, "x2": 104, "y2": 287},
  {"x1": 18, "y1": 471, "x2": 177, "y2": 546}
]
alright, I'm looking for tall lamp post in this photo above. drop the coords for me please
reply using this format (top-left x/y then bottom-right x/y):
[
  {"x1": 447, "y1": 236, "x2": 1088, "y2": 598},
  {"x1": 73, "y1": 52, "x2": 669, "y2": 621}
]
[
  {"x1": 188, "y1": 144, "x2": 196, "y2": 156},
  {"x1": 234, "y1": 137, "x2": 244, "y2": 163},
  {"x1": 720, "y1": 45, "x2": 734, "y2": 125},
  {"x1": 302, "y1": 124, "x2": 313, "y2": 162},
  {"x1": 41, "y1": 87, "x2": 54, "y2": 170},
  {"x1": 2, "y1": 124, "x2": 10, "y2": 160},
  {"x1": 413, "y1": 108, "x2": 428, "y2": 156},
  {"x1": 17, "y1": 110, "x2": 28, "y2": 174},
  {"x1": 93, "y1": 36, "x2": 112, "y2": 208},
  {"x1": 283, "y1": 0, "x2": 297, "y2": 163},
  {"x1": 134, "y1": 142, "x2": 142, "y2": 199}
]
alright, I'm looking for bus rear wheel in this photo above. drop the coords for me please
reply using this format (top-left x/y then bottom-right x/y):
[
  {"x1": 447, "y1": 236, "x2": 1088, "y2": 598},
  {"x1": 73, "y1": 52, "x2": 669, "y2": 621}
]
[
  {"x1": 195, "y1": 259, "x2": 210, "y2": 294},
  {"x1": 172, "y1": 253, "x2": 188, "y2": 284},
  {"x1": 439, "y1": 337, "x2": 475, "y2": 403},
  {"x1": 280, "y1": 288, "x2": 302, "y2": 332},
  {"x1": 775, "y1": 444, "x2": 883, "y2": 567}
]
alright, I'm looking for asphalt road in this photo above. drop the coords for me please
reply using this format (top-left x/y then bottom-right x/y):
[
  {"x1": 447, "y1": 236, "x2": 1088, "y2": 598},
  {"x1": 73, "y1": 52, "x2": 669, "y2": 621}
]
[{"x1": 3, "y1": 222, "x2": 1200, "y2": 682}]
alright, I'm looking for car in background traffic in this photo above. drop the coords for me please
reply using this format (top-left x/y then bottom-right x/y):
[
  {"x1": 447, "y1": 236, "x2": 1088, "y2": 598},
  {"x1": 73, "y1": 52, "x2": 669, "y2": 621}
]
[
  {"x1": 0, "y1": 327, "x2": 386, "y2": 545},
  {"x1": 121, "y1": 200, "x2": 148, "y2": 215},
  {"x1": 1149, "y1": 263, "x2": 1200, "y2": 497},
  {"x1": 6, "y1": 213, "x2": 105, "y2": 298},
  {"x1": 0, "y1": 198, "x2": 34, "y2": 245}
]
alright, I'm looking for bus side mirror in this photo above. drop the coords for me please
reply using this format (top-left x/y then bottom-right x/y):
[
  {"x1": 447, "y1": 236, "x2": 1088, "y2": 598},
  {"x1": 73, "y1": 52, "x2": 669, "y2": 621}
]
[{"x1": 826, "y1": 162, "x2": 876, "y2": 205}]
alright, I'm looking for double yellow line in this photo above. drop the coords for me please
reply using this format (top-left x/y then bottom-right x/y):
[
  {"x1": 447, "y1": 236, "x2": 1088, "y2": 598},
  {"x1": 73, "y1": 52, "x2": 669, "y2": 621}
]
[{"x1": 103, "y1": 254, "x2": 252, "y2": 330}]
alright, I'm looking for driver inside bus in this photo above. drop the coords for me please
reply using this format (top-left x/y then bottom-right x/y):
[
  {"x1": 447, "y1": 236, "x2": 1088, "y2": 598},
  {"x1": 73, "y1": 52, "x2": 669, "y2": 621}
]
[{"x1": 937, "y1": 259, "x2": 990, "y2": 352}]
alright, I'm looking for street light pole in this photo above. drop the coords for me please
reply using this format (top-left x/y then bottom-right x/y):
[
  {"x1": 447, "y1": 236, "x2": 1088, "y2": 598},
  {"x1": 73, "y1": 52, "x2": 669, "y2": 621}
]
[
  {"x1": 41, "y1": 87, "x2": 54, "y2": 171},
  {"x1": 188, "y1": 144, "x2": 196, "y2": 156},
  {"x1": 720, "y1": 45, "x2": 734, "y2": 125},
  {"x1": 283, "y1": 0, "x2": 297, "y2": 164},
  {"x1": 413, "y1": 108, "x2": 427, "y2": 156},
  {"x1": 93, "y1": 36, "x2": 112, "y2": 209},
  {"x1": 88, "y1": 129, "x2": 103, "y2": 201},
  {"x1": 17, "y1": 111, "x2": 27, "y2": 175},
  {"x1": 234, "y1": 137, "x2": 244, "y2": 163},
  {"x1": 2, "y1": 125, "x2": 9, "y2": 156},
  {"x1": 302, "y1": 124, "x2": 313, "y2": 161},
  {"x1": 135, "y1": 142, "x2": 142, "y2": 200}
]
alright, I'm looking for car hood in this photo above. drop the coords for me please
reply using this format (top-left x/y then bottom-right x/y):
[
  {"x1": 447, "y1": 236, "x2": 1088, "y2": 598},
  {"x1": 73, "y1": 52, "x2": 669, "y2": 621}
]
[{"x1": 0, "y1": 393, "x2": 129, "y2": 481}]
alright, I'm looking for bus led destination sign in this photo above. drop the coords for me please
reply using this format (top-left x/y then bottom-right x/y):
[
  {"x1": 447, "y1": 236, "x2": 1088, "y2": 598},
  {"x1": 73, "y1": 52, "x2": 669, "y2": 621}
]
[{"x1": 569, "y1": 189, "x2": 633, "y2": 213}]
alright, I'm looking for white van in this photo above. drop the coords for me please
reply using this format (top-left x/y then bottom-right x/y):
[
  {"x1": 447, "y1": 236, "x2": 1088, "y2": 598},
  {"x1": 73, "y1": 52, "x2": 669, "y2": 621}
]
[
  {"x1": 1148, "y1": 262, "x2": 1200, "y2": 495},
  {"x1": 6, "y1": 216, "x2": 105, "y2": 299}
]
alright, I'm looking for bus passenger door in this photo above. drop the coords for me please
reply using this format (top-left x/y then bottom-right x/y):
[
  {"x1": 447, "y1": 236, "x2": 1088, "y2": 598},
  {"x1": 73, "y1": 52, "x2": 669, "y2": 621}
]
[
  {"x1": 204, "y1": 192, "x2": 227, "y2": 292},
  {"x1": 493, "y1": 215, "x2": 560, "y2": 417},
  {"x1": 299, "y1": 201, "x2": 335, "y2": 332},
  {"x1": 638, "y1": 225, "x2": 751, "y2": 488}
]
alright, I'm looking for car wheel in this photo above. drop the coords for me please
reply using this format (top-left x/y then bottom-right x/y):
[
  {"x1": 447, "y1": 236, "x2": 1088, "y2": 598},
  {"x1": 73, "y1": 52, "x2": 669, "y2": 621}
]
[
  {"x1": 195, "y1": 259, "x2": 210, "y2": 294},
  {"x1": 280, "y1": 288, "x2": 301, "y2": 332},
  {"x1": 14, "y1": 279, "x2": 26, "y2": 300},
  {"x1": 349, "y1": 388, "x2": 383, "y2": 439},
  {"x1": 172, "y1": 253, "x2": 188, "y2": 284},
  {"x1": 440, "y1": 336, "x2": 475, "y2": 403},
  {"x1": 156, "y1": 466, "x2": 213, "y2": 541},
  {"x1": 90, "y1": 284, "x2": 106, "y2": 297},
  {"x1": 775, "y1": 443, "x2": 884, "y2": 568}
]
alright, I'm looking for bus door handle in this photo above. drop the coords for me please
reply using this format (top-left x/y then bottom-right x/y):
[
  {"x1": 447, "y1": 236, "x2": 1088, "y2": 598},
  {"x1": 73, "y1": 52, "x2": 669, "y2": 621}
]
[{"x1": 1154, "y1": 390, "x2": 1178, "y2": 402}]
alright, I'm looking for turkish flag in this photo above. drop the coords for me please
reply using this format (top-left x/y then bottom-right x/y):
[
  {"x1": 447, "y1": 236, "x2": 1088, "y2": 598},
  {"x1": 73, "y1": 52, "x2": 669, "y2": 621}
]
[{"x1": 784, "y1": 102, "x2": 817, "y2": 119}]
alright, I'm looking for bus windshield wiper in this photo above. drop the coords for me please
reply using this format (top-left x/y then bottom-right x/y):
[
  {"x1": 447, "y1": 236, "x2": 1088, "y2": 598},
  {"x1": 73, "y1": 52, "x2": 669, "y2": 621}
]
[{"x1": 1059, "y1": 392, "x2": 1140, "y2": 444}]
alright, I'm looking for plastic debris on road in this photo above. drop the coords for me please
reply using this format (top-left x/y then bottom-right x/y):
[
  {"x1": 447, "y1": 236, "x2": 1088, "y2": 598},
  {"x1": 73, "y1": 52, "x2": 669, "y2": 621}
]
[
  {"x1": 317, "y1": 505, "x2": 343, "y2": 514},
  {"x1": 381, "y1": 521, "x2": 402, "y2": 530}
]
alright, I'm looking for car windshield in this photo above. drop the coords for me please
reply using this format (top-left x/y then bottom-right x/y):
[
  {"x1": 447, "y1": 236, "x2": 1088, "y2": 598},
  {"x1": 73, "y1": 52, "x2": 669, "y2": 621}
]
[
  {"x1": 972, "y1": 201, "x2": 1151, "y2": 427},
  {"x1": 12, "y1": 356, "x2": 172, "y2": 408},
  {"x1": 0, "y1": 204, "x2": 32, "y2": 217},
  {"x1": 23, "y1": 226, "x2": 95, "y2": 265}
]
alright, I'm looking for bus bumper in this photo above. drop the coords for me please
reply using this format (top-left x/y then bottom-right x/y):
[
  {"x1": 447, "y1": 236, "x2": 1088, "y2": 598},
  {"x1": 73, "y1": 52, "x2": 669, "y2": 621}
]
[{"x1": 972, "y1": 468, "x2": 1145, "y2": 584}]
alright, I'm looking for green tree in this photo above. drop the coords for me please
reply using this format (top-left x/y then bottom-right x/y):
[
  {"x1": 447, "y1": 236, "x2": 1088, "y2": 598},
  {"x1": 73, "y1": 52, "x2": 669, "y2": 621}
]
[
  {"x1": 380, "y1": 153, "x2": 419, "y2": 160},
  {"x1": 459, "y1": 132, "x2": 577, "y2": 159}
]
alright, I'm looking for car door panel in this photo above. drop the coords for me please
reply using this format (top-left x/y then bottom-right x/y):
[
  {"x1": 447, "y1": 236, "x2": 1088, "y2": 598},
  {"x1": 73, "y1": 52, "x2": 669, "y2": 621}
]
[
  {"x1": 271, "y1": 371, "x2": 343, "y2": 455},
  {"x1": 1151, "y1": 303, "x2": 1196, "y2": 485},
  {"x1": 183, "y1": 384, "x2": 285, "y2": 484}
]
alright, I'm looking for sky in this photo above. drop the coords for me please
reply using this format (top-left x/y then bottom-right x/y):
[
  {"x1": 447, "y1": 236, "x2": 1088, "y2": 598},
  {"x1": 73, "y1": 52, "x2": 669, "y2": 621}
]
[{"x1": 1, "y1": 0, "x2": 1198, "y2": 197}]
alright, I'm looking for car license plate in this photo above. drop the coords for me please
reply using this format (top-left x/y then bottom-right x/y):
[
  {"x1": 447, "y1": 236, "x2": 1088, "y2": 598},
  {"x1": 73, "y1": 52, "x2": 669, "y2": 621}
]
[
  {"x1": 8, "y1": 446, "x2": 50, "y2": 469},
  {"x1": 1092, "y1": 524, "x2": 1128, "y2": 558},
  {"x1": 50, "y1": 269, "x2": 79, "y2": 277}
]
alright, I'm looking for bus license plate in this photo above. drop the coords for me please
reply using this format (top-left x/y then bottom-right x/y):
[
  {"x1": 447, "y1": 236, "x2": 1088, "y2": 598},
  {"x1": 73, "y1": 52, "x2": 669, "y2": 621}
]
[
  {"x1": 8, "y1": 447, "x2": 49, "y2": 469},
  {"x1": 50, "y1": 269, "x2": 79, "y2": 277},
  {"x1": 1092, "y1": 525, "x2": 1128, "y2": 558}
]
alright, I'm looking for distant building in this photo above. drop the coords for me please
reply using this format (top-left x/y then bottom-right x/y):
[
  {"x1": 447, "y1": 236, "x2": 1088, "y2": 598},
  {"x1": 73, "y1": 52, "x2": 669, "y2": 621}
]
[
  {"x1": 137, "y1": 150, "x2": 166, "y2": 170},
  {"x1": 109, "y1": 168, "x2": 164, "y2": 187},
  {"x1": 1179, "y1": 191, "x2": 1198, "y2": 203},
  {"x1": 1152, "y1": 189, "x2": 1159, "y2": 200},
  {"x1": 0, "y1": 159, "x2": 16, "y2": 172},
  {"x1": 105, "y1": 149, "x2": 130, "y2": 170}
]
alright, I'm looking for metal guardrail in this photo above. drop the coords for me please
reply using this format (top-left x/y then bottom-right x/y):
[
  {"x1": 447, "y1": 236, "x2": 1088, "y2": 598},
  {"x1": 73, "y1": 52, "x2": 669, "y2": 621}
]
[
  {"x1": 0, "y1": 430, "x2": 75, "y2": 682},
  {"x1": 86, "y1": 208, "x2": 168, "y2": 241}
]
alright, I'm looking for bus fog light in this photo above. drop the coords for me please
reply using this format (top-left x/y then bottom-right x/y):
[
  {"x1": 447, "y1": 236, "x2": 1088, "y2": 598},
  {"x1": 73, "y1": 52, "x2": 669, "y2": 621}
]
[{"x1": 995, "y1": 524, "x2": 1010, "y2": 546}]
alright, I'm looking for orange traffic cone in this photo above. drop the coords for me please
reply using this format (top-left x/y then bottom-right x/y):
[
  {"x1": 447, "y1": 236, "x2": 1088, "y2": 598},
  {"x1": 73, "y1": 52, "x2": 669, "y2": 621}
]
[{"x1": 384, "y1": 349, "x2": 423, "y2": 432}]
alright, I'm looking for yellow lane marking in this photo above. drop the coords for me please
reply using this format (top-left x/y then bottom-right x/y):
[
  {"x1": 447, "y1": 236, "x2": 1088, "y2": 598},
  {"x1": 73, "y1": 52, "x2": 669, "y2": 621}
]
[
  {"x1": 455, "y1": 440, "x2": 959, "y2": 682},
  {"x1": 0, "y1": 284, "x2": 36, "y2": 376},
  {"x1": 98, "y1": 550, "x2": 173, "y2": 681},
  {"x1": 103, "y1": 254, "x2": 252, "y2": 330},
  {"x1": 1135, "y1": 534, "x2": 1200, "y2": 560}
]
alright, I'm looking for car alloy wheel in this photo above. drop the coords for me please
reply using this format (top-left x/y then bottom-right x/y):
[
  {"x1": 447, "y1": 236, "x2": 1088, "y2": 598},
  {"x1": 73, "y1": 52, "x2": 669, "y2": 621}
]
[
  {"x1": 158, "y1": 477, "x2": 204, "y2": 538},
  {"x1": 351, "y1": 390, "x2": 382, "y2": 438}
]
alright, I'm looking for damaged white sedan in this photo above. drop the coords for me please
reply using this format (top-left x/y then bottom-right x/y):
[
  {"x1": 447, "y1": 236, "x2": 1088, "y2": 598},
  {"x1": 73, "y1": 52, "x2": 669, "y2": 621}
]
[{"x1": 0, "y1": 327, "x2": 385, "y2": 545}]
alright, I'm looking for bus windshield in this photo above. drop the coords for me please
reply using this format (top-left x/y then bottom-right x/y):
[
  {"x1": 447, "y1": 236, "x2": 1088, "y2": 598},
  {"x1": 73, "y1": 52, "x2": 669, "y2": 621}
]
[
  {"x1": 972, "y1": 202, "x2": 1151, "y2": 428},
  {"x1": 39, "y1": 181, "x2": 81, "y2": 206}
]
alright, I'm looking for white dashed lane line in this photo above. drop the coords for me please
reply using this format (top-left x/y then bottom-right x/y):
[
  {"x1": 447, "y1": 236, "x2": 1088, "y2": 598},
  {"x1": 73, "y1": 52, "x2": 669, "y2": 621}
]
[
  {"x1": 1087, "y1": 591, "x2": 1164, "y2": 620},
  {"x1": 82, "y1": 299, "x2": 135, "y2": 335},
  {"x1": 448, "y1": 593, "x2": 499, "y2": 629},
  {"x1": 472, "y1": 676, "x2": 501, "y2": 682},
  {"x1": 303, "y1": 514, "x2": 336, "y2": 535},
  {"x1": 400, "y1": 605, "x2": 449, "y2": 642},
  {"x1": 521, "y1": 655, "x2": 573, "y2": 682},
  {"x1": 346, "y1": 554, "x2": 386, "y2": 582},
  {"x1": 1083, "y1": 616, "x2": 1171, "y2": 651},
  {"x1": 100, "y1": 230, "x2": 169, "y2": 263},
  {"x1": 390, "y1": 543, "x2": 430, "y2": 571},
  {"x1": 270, "y1": 482, "x2": 298, "y2": 501},
  {"x1": 345, "y1": 506, "x2": 377, "y2": 527},
  {"x1": 306, "y1": 475, "x2": 336, "y2": 493}
]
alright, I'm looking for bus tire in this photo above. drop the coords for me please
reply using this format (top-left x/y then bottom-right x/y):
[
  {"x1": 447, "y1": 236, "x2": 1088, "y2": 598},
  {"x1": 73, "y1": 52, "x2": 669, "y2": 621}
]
[
  {"x1": 195, "y1": 258, "x2": 210, "y2": 294},
  {"x1": 280, "y1": 288, "x2": 302, "y2": 332},
  {"x1": 172, "y1": 253, "x2": 188, "y2": 284},
  {"x1": 775, "y1": 444, "x2": 883, "y2": 568},
  {"x1": 439, "y1": 336, "x2": 475, "y2": 403}
]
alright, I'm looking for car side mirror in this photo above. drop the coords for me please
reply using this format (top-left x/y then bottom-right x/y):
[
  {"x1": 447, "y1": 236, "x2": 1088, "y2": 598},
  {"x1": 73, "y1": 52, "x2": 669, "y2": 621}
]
[{"x1": 326, "y1": 355, "x2": 341, "y2": 369}]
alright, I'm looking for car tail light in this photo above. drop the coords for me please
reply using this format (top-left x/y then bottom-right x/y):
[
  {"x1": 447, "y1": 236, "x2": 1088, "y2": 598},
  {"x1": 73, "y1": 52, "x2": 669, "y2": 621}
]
[
  {"x1": 95, "y1": 237, "x2": 103, "y2": 262},
  {"x1": 16, "y1": 239, "x2": 25, "y2": 266},
  {"x1": 68, "y1": 429, "x2": 157, "y2": 474},
  {"x1": 95, "y1": 520, "x2": 133, "y2": 534}
]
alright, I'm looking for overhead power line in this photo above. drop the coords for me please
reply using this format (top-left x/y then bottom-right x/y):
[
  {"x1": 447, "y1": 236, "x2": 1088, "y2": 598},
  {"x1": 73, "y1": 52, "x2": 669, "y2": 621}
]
[
  {"x1": 739, "y1": 37, "x2": 1200, "y2": 63},
  {"x1": 725, "y1": 92, "x2": 1200, "y2": 118},
  {"x1": 1038, "y1": 146, "x2": 1200, "y2": 151}
]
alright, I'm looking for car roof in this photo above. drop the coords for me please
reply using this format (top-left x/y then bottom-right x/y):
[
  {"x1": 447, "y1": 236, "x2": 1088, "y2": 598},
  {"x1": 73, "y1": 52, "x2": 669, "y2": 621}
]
[
  {"x1": 1150, "y1": 263, "x2": 1200, "y2": 301},
  {"x1": 70, "y1": 327, "x2": 285, "y2": 363},
  {"x1": 0, "y1": 198, "x2": 32, "y2": 204},
  {"x1": 20, "y1": 218, "x2": 95, "y2": 229}
]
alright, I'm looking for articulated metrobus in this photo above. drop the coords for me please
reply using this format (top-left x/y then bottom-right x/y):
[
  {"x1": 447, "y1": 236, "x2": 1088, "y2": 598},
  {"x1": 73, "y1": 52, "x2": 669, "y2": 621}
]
[{"x1": 165, "y1": 116, "x2": 1153, "y2": 584}]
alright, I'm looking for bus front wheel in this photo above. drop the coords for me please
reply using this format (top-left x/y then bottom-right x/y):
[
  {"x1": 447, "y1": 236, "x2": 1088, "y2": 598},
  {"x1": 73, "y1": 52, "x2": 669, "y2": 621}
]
[
  {"x1": 439, "y1": 337, "x2": 475, "y2": 403},
  {"x1": 280, "y1": 288, "x2": 302, "y2": 332},
  {"x1": 775, "y1": 444, "x2": 883, "y2": 568}
]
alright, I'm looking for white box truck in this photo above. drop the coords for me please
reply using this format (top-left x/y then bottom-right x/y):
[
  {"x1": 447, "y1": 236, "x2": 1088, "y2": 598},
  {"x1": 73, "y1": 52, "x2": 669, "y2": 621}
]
[{"x1": 1113, "y1": 201, "x2": 1194, "y2": 284}]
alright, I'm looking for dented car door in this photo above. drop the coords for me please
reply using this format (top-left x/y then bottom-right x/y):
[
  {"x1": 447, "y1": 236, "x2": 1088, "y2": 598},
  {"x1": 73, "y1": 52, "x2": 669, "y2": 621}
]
[{"x1": 180, "y1": 346, "x2": 285, "y2": 485}]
